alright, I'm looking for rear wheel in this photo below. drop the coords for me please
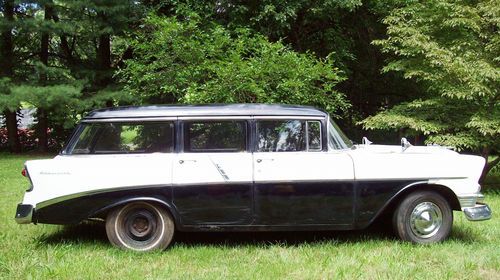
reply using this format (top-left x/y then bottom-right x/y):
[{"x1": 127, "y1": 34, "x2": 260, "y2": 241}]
[
  {"x1": 393, "y1": 191, "x2": 453, "y2": 244},
  {"x1": 105, "y1": 201, "x2": 174, "y2": 251}
]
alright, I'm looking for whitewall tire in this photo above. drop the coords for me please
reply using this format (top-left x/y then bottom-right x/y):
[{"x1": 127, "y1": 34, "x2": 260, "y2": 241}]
[
  {"x1": 105, "y1": 202, "x2": 175, "y2": 251},
  {"x1": 393, "y1": 191, "x2": 453, "y2": 244}
]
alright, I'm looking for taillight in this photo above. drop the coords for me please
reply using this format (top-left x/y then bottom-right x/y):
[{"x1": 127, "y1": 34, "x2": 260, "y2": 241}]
[{"x1": 22, "y1": 166, "x2": 33, "y2": 192}]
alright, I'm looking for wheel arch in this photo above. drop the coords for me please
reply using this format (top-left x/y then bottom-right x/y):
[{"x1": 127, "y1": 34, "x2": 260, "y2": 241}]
[
  {"x1": 90, "y1": 197, "x2": 180, "y2": 228},
  {"x1": 366, "y1": 182, "x2": 461, "y2": 227}
]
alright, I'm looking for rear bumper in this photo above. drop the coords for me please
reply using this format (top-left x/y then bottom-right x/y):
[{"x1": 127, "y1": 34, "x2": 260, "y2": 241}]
[
  {"x1": 15, "y1": 204, "x2": 34, "y2": 224},
  {"x1": 463, "y1": 203, "x2": 491, "y2": 221}
]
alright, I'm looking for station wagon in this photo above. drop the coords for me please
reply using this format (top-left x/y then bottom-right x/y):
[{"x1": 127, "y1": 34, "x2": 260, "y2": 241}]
[{"x1": 15, "y1": 104, "x2": 491, "y2": 251}]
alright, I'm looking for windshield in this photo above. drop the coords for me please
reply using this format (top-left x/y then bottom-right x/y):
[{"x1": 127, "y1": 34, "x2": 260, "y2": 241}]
[{"x1": 327, "y1": 117, "x2": 353, "y2": 150}]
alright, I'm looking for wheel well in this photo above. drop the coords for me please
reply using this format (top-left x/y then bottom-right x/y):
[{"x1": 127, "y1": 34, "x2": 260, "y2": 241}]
[
  {"x1": 377, "y1": 184, "x2": 461, "y2": 221},
  {"x1": 90, "y1": 198, "x2": 178, "y2": 228}
]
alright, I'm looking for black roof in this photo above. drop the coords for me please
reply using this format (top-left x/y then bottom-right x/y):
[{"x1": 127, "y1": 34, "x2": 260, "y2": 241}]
[{"x1": 84, "y1": 104, "x2": 328, "y2": 119}]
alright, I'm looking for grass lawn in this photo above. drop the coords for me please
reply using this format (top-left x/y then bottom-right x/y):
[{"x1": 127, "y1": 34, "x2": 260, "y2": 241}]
[{"x1": 1, "y1": 154, "x2": 499, "y2": 279}]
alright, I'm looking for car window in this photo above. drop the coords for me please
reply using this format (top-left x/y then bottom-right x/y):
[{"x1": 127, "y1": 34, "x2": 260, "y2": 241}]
[
  {"x1": 257, "y1": 120, "x2": 322, "y2": 152},
  {"x1": 71, "y1": 122, "x2": 174, "y2": 154},
  {"x1": 307, "y1": 121, "x2": 322, "y2": 151},
  {"x1": 327, "y1": 118, "x2": 352, "y2": 150},
  {"x1": 72, "y1": 124, "x2": 100, "y2": 154},
  {"x1": 185, "y1": 121, "x2": 246, "y2": 152}
]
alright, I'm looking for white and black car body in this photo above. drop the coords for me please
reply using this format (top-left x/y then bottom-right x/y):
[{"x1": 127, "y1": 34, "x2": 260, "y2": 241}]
[{"x1": 15, "y1": 104, "x2": 491, "y2": 251}]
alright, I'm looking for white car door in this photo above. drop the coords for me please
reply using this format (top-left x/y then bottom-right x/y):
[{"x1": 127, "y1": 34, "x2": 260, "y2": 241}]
[
  {"x1": 253, "y1": 119, "x2": 355, "y2": 225},
  {"x1": 172, "y1": 119, "x2": 253, "y2": 225}
]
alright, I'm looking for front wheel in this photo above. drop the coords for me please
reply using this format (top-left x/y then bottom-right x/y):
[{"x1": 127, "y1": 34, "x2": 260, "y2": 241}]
[
  {"x1": 393, "y1": 191, "x2": 453, "y2": 244},
  {"x1": 105, "y1": 201, "x2": 175, "y2": 251}
]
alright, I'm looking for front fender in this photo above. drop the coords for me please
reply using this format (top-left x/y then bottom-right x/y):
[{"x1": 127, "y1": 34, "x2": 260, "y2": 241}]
[{"x1": 355, "y1": 181, "x2": 460, "y2": 229}]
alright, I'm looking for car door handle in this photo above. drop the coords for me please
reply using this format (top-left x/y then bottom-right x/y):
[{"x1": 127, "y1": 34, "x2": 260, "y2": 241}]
[
  {"x1": 179, "y1": 159, "x2": 197, "y2": 164},
  {"x1": 256, "y1": 158, "x2": 274, "y2": 163}
]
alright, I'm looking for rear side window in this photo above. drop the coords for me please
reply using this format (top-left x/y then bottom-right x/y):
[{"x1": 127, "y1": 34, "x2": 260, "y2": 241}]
[
  {"x1": 256, "y1": 120, "x2": 322, "y2": 152},
  {"x1": 184, "y1": 121, "x2": 247, "y2": 152},
  {"x1": 70, "y1": 122, "x2": 174, "y2": 154},
  {"x1": 307, "y1": 121, "x2": 322, "y2": 151}
]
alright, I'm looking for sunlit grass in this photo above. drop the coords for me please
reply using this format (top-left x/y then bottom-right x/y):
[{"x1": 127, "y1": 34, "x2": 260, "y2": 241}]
[{"x1": 1, "y1": 154, "x2": 499, "y2": 279}]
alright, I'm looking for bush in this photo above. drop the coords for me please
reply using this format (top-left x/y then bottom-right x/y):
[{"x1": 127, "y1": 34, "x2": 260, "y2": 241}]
[
  {"x1": 119, "y1": 14, "x2": 349, "y2": 118},
  {"x1": 0, "y1": 128, "x2": 59, "y2": 152}
]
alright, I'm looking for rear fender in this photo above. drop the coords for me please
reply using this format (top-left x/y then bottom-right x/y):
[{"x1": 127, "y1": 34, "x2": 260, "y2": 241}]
[{"x1": 90, "y1": 197, "x2": 180, "y2": 226}]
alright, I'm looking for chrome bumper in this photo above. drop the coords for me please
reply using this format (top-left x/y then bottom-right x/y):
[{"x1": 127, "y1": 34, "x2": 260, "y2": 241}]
[
  {"x1": 463, "y1": 203, "x2": 492, "y2": 221},
  {"x1": 15, "y1": 204, "x2": 34, "y2": 224},
  {"x1": 458, "y1": 193, "x2": 485, "y2": 208}
]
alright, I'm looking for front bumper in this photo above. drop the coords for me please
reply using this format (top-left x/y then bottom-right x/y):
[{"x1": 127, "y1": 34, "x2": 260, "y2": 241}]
[
  {"x1": 463, "y1": 203, "x2": 492, "y2": 221},
  {"x1": 15, "y1": 204, "x2": 34, "y2": 224}
]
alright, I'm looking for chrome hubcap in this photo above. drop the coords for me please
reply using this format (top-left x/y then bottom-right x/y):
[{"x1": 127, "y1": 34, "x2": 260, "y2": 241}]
[{"x1": 410, "y1": 202, "x2": 442, "y2": 238}]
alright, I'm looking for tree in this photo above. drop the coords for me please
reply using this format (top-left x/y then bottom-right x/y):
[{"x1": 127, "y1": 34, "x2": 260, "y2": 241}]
[
  {"x1": 142, "y1": 0, "x2": 422, "y2": 139},
  {"x1": 0, "y1": 0, "x2": 21, "y2": 152},
  {"x1": 0, "y1": 1, "x2": 141, "y2": 152},
  {"x1": 362, "y1": 0, "x2": 499, "y2": 180},
  {"x1": 118, "y1": 14, "x2": 349, "y2": 116},
  {"x1": 36, "y1": 0, "x2": 53, "y2": 152},
  {"x1": 34, "y1": 0, "x2": 137, "y2": 150}
]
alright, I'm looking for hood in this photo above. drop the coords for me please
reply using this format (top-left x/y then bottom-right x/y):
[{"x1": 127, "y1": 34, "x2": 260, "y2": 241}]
[
  {"x1": 349, "y1": 144, "x2": 485, "y2": 184},
  {"x1": 353, "y1": 144, "x2": 459, "y2": 156}
]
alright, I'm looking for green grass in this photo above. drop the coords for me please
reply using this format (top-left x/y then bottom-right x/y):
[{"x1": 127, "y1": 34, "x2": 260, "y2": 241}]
[{"x1": 1, "y1": 154, "x2": 499, "y2": 279}]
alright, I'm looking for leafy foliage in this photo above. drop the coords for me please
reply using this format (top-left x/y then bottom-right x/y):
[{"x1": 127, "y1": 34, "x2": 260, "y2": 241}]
[
  {"x1": 150, "y1": 1, "x2": 420, "y2": 133},
  {"x1": 0, "y1": 0, "x2": 141, "y2": 151},
  {"x1": 363, "y1": 0, "x2": 499, "y2": 176},
  {"x1": 119, "y1": 15, "x2": 349, "y2": 116}
]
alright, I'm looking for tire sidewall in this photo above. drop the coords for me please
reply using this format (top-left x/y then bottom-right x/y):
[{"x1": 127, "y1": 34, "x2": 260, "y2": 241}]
[
  {"x1": 105, "y1": 202, "x2": 175, "y2": 252},
  {"x1": 394, "y1": 191, "x2": 453, "y2": 244}
]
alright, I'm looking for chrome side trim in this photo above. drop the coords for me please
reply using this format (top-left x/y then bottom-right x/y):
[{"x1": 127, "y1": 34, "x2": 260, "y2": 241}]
[
  {"x1": 82, "y1": 117, "x2": 177, "y2": 122},
  {"x1": 463, "y1": 204, "x2": 491, "y2": 221},
  {"x1": 178, "y1": 116, "x2": 251, "y2": 120},
  {"x1": 178, "y1": 115, "x2": 325, "y2": 120},
  {"x1": 37, "y1": 181, "x2": 260, "y2": 210},
  {"x1": 35, "y1": 184, "x2": 168, "y2": 210},
  {"x1": 252, "y1": 115, "x2": 325, "y2": 120},
  {"x1": 34, "y1": 178, "x2": 467, "y2": 213}
]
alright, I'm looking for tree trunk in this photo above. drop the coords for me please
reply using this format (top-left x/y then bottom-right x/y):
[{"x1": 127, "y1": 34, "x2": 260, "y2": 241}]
[
  {"x1": 51, "y1": 12, "x2": 79, "y2": 73},
  {"x1": 4, "y1": 110, "x2": 21, "y2": 153},
  {"x1": 97, "y1": 33, "x2": 111, "y2": 85},
  {"x1": 1, "y1": 0, "x2": 20, "y2": 153},
  {"x1": 479, "y1": 147, "x2": 500, "y2": 184},
  {"x1": 1, "y1": 0, "x2": 14, "y2": 73},
  {"x1": 97, "y1": 33, "x2": 114, "y2": 107},
  {"x1": 37, "y1": 3, "x2": 53, "y2": 152}
]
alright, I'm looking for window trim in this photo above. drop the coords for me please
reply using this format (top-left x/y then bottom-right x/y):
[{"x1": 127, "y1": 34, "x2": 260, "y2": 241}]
[
  {"x1": 306, "y1": 120, "x2": 322, "y2": 152},
  {"x1": 255, "y1": 119, "x2": 324, "y2": 153},
  {"x1": 81, "y1": 117, "x2": 177, "y2": 123},
  {"x1": 66, "y1": 121, "x2": 176, "y2": 155},
  {"x1": 62, "y1": 115, "x2": 330, "y2": 155}
]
